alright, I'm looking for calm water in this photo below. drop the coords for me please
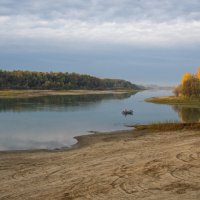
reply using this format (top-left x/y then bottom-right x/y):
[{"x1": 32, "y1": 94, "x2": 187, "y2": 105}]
[{"x1": 0, "y1": 90, "x2": 199, "y2": 151}]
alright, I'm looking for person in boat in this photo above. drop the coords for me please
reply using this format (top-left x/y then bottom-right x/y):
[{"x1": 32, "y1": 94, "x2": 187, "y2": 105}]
[{"x1": 122, "y1": 109, "x2": 133, "y2": 115}]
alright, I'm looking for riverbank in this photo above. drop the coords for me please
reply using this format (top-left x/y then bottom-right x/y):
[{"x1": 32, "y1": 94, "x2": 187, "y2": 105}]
[
  {"x1": 0, "y1": 89, "x2": 137, "y2": 98},
  {"x1": 146, "y1": 96, "x2": 200, "y2": 107},
  {"x1": 0, "y1": 125, "x2": 200, "y2": 199}
]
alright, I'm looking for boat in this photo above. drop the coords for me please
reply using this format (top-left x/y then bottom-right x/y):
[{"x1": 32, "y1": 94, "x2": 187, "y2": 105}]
[{"x1": 122, "y1": 109, "x2": 133, "y2": 115}]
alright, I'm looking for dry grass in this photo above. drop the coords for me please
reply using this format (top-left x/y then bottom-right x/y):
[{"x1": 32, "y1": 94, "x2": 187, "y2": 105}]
[
  {"x1": 145, "y1": 96, "x2": 200, "y2": 107},
  {"x1": 133, "y1": 122, "x2": 200, "y2": 131}
]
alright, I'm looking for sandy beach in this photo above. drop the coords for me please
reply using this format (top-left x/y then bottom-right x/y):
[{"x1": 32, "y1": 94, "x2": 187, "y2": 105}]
[{"x1": 0, "y1": 128, "x2": 200, "y2": 200}]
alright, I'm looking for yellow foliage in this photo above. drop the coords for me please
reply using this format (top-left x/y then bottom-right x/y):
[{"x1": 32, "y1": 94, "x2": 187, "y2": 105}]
[
  {"x1": 196, "y1": 67, "x2": 200, "y2": 79},
  {"x1": 181, "y1": 72, "x2": 192, "y2": 85}
]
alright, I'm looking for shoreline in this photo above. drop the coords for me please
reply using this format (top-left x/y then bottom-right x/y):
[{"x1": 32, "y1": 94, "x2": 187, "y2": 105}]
[
  {"x1": 1, "y1": 122, "x2": 200, "y2": 153},
  {"x1": 145, "y1": 95, "x2": 200, "y2": 107},
  {"x1": 0, "y1": 89, "x2": 138, "y2": 98},
  {"x1": 0, "y1": 128, "x2": 134, "y2": 153}
]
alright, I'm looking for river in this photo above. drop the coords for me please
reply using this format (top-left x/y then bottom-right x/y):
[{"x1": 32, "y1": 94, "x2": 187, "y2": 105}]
[{"x1": 0, "y1": 90, "x2": 199, "y2": 150}]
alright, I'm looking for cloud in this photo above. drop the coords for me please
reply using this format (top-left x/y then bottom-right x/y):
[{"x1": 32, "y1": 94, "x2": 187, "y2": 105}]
[
  {"x1": 1, "y1": 0, "x2": 200, "y2": 22},
  {"x1": 0, "y1": 0, "x2": 200, "y2": 48},
  {"x1": 0, "y1": 15, "x2": 200, "y2": 48}
]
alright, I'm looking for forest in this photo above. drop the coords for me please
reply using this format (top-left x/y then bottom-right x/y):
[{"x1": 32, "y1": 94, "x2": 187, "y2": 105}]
[
  {"x1": 174, "y1": 67, "x2": 200, "y2": 97},
  {"x1": 0, "y1": 70, "x2": 140, "y2": 90}
]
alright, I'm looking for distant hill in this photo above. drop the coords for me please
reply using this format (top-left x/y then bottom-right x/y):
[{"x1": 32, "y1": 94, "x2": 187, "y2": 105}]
[
  {"x1": 0, "y1": 70, "x2": 141, "y2": 90},
  {"x1": 143, "y1": 84, "x2": 174, "y2": 90}
]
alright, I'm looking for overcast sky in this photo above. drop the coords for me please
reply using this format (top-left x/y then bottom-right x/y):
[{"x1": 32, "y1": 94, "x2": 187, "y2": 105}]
[{"x1": 0, "y1": 0, "x2": 200, "y2": 85}]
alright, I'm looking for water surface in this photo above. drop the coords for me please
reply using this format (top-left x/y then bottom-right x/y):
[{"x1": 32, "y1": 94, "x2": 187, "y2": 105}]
[{"x1": 0, "y1": 90, "x2": 199, "y2": 151}]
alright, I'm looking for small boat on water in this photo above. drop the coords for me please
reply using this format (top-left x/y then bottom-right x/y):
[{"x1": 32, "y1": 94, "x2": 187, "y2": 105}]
[{"x1": 122, "y1": 109, "x2": 133, "y2": 115}]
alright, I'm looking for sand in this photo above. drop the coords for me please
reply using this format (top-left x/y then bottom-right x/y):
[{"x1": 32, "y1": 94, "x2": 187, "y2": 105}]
[{"x1": 0, "y1": 129, "x2": 200, "y2": 200}]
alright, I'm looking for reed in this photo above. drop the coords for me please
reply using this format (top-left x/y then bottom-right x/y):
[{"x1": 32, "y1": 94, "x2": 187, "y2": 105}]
[{"x1": 133, "y1": 121, "x2": 200, "y2": 131}]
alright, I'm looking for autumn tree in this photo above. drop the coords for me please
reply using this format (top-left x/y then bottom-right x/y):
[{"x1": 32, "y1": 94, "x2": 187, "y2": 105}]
[
  {"x1": 181, "y1": 72, "x2": 192, "y2": 85},
  {"x1": 173, "y1": 85, "x2": 182, "y2": 97},
  {"x1": 174, "y1": 67, "x2": 200, "y2": 97},
  {"x1": 182, "y1": 76, "x2": 200, "y2": 97},
  {"x1": 196, "y1": 67, "x2": 200, "y2": 79}
]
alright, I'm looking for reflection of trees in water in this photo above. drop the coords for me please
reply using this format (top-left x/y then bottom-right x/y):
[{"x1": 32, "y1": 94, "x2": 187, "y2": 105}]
[
  {"x1": 172, "y1": 105, "x2": 200, "y2": 122},
  {"x1": 0, "y1": 92, "x2": 136, "y2": 112}
]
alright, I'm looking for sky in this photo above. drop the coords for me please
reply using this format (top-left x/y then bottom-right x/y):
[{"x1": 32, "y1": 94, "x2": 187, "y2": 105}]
[{"x1": 0, "y1": 0, "x2": 200, "y2": 85}]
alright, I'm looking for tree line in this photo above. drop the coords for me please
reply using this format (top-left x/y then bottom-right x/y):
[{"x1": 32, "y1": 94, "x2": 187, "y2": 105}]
[
  {"x1": 0, "y1": 70, "x2": 140, "y2": 90},
  {"x1": 174, "y1": 67, "x2": 200, "y2": 97}
]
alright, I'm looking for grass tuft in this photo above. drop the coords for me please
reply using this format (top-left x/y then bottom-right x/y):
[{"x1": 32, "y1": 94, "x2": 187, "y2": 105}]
[{"x1": 133, "y1": 121, "x2": 200, "y2": 131}]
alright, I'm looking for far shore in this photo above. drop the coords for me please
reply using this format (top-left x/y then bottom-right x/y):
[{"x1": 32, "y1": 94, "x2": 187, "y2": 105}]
[
  {"x1": 145, "y1": 95, "x2": 200, "y2": 107},
  {"x1": 0, "y1": 123, "x2": 200, "y2": 199},
  {"x1": 0, "y1": 89, "x2": 138, "y2": 98}
]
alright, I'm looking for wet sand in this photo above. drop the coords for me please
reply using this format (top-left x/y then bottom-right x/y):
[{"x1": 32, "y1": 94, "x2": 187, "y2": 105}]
[{"x1": 0, "y1": 129, "x2": 200, "y2": 200}]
